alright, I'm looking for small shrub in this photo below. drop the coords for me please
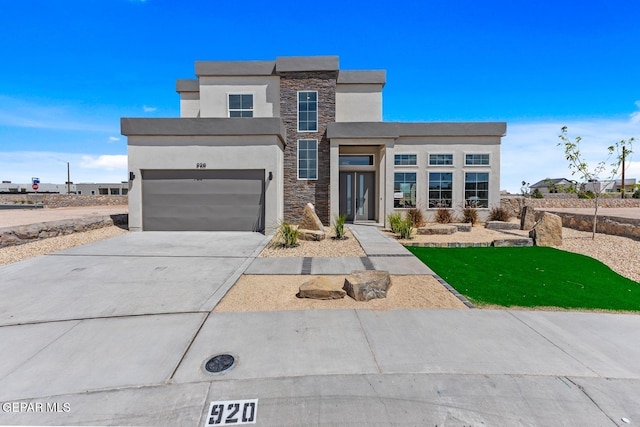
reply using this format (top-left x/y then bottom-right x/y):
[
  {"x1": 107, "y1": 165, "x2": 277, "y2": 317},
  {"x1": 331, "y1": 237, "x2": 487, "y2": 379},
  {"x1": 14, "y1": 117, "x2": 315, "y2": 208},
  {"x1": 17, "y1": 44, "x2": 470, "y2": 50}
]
[
  {"x1": 462, "y1": 206, "x2": 478, "y2": 225},
  {"x1": 532, "y1": 189, "x2": 544, "y2": 199},
  {"x1": 396, "y1": 217, "x2": 414, "y2": 239},
  {"x1": 633, "y1": 189, "x2": 640, "y2": 199},
  {"x1": 407, "y1": 208, "x2": 426, "y2": 228},
  {"x1": 276, "y1": 221, "x2": 299, "y2": 248},
  {"x1": 577, "y1": 190, "x2": 595, "y2": 199},
  {"x1": 332, "y1": 214, "x2": 347, "y2": 240},
  {"x1": 434, "y1": 208, "x2": 454, "y2": 224},
  {"x1": 387, "y1": 212, "x2": 403, "y2": 233},
  {"x1": 488, "y1": 206, "x2": 513, "y2": 222}
]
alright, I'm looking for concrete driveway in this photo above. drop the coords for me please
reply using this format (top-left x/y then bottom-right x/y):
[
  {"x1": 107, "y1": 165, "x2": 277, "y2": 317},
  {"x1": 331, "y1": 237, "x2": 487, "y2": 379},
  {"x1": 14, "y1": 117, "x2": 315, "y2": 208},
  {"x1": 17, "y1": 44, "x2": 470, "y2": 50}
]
[{"x1": 1, "y1": 231, "x2": 639, "y2": 426}]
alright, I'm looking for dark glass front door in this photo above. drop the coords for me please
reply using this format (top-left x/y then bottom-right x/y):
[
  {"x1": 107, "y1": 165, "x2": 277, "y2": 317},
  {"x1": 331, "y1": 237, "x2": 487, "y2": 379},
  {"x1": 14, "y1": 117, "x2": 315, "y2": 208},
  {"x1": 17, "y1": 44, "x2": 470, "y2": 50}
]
[{"x1": 339, "y1": 171, "x2": 375, "y2": 221}]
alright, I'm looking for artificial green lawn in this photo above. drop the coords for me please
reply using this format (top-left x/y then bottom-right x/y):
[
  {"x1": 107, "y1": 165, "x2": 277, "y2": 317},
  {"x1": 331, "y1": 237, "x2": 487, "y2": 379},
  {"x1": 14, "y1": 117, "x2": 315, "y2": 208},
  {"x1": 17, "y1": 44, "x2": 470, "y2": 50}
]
[{"x1": 406, "y1": 246, "x2": 640, "y2": 311}]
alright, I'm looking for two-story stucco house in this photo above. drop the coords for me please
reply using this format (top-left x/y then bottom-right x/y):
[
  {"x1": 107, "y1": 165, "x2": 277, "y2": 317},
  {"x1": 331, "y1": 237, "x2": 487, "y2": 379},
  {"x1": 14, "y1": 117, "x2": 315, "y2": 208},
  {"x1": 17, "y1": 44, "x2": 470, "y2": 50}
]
[{"x1": 121, "y1": 56, "x2": 506, "y2": 232}]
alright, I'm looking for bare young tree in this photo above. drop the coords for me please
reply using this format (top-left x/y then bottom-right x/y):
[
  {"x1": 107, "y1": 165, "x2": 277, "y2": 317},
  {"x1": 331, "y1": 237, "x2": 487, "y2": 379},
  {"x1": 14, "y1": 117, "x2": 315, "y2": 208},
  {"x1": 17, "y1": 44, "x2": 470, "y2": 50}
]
[{"x1": 557, "y1": 126, "x2": 635, "y2": 239}]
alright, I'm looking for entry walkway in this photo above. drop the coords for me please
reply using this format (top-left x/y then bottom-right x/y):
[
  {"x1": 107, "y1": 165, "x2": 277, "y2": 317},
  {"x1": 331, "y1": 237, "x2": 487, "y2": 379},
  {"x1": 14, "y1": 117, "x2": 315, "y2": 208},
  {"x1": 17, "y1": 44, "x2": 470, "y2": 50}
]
[{"x1": 245, "y1": 224, "x2": 434, "y2": 275}]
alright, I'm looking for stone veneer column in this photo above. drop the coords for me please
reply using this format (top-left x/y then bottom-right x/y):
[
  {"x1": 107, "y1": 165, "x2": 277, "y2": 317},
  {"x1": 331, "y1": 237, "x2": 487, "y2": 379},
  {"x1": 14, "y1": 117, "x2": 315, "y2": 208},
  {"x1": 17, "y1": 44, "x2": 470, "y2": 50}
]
[{"x1": 280, "y1": 71, "x2": 337, "y2": 225}]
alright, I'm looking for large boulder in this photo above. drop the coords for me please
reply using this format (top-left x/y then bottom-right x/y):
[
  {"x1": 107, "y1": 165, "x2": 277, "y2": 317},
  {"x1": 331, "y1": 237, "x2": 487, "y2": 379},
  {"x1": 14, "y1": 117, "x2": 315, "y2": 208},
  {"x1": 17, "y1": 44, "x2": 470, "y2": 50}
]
[
  {"x1": 529, "y1": 212, "x2": 563, "y2": 246},
  {"x1": 299, "y1": 203, "x2": 325, "y2": 232},
  {"x1": 298, "y1": 277, "x2": 346, "y2": 300},
  {"x1": 520, "y1": 205, "x2": 537, "y2": 230},
  {"x1": 343, "y1": 270, "x2": 391, "y2": 301}
]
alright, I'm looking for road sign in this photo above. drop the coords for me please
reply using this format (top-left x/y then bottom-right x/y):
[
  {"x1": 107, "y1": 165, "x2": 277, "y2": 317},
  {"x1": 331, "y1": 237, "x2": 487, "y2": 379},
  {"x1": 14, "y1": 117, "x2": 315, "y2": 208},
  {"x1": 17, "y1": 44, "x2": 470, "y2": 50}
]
[
  {"x1": 32, "y1": 183, "x2": 39, "y2": 191},
  {"x1": 32, "y1": 177, "x2": 40, "y2": 185}
]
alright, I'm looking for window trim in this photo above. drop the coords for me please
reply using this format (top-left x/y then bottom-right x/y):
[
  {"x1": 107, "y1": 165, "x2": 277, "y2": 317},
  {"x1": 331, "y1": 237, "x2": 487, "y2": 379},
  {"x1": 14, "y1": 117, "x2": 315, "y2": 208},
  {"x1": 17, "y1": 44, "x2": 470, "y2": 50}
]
[
  {"x1": 393, "y1": 171, "x2": 418, "y2": 209},
  {"x1": 297, "y1": 90, "x2": 318, "y2": 132},
  {"x1": 297, "y1": 139, "x2": 318, "y2": 180},
  {"x1": 227, "y1": 93, "x2": 254, "y2": 118},
  {"x1": 394, "y1": 153, "x2": 418, "y2": 167},
  {"x1": 464, "y1": 153, "x2": 490, "y2": 166},
  {"x1": 428, "y1": 171, "x2": 453, "y2": 209},
  {"x1": 428, "y1": 153, "x2": 454, "y2": 166},
  {"x1": 464, "y1": 172, "x2": 490, "y2": 208}
]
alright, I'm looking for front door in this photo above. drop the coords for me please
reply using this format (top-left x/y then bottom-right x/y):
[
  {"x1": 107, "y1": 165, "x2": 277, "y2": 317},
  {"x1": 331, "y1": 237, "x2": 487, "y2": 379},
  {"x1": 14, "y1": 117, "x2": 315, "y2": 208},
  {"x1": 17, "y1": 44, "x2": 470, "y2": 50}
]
[{"x1": 339, "y1": 171, "x2": 375, "y2": 221}]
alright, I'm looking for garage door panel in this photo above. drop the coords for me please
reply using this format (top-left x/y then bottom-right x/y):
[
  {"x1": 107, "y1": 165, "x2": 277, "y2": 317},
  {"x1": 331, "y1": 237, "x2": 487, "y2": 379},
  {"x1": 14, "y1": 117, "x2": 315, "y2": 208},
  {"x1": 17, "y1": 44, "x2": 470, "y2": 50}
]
[{"x1": 142, "y1": 169, "x2": 265, "y2": 232}]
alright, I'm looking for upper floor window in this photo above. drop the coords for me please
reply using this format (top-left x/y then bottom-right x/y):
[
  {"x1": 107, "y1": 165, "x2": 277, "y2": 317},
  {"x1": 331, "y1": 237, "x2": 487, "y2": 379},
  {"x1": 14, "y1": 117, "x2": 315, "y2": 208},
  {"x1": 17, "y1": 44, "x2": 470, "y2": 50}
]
[
  {"x1": 298, "y1": 139, "x2": 318, "y2": 180},
  {"x1": 465, "y1": 153, "x2": 490, "y2": 165},
  {"x1": 394, "y1": 154, "x2": 417, "y2": 166},
  {"x1": 298, "y1": 91, "x2": 318, "y2": 132},
  {"x1": 429, "y1": 154, "x2": 453, "y2": 166},
  {"x1": 228, "y1": 94, "x2": 253, "y2": 118}
]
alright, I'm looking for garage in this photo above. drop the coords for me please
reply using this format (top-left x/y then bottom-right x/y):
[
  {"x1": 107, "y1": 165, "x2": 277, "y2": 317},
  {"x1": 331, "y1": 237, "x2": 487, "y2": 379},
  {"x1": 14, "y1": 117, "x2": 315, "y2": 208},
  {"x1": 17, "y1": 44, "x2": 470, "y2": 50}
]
[{"x1": 141, "y1": 169, "x2": 265, "y2": 232}]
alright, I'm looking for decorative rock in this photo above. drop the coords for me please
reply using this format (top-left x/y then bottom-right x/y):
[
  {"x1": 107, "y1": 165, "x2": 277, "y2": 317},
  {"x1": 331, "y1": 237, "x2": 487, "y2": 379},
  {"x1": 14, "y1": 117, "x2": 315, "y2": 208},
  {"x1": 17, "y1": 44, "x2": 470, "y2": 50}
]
[
  {"x1": 485, "y1": 221, "x2": 519, "y2": 230},
  {"x1": 298, "y1": 229, "x2": 326, "y2": 241},
  {"x1": 529, "y1": 212, "x2": 563, "y2": 246},
  {"x1": 299, "y1": 203, "x2": 325, "y2": 232},
  {"x1": 343, "y1": 270, "x2": 392, "y2": 301},
  {"x1": 520, "y1": 206, "x2": 537, "y2": 230},
  {"x1": 417, "y1": 225, "x2": 456, "y2": 235},
  {"x1": 297, "y1": 277, "x2": 346, "y2": 300},
  {"x1": 492, "y1": 238, "x2": 533, "y2": 247},
  {"x1": 451, "y1": 223, "x2": 472, "y2": 232}
]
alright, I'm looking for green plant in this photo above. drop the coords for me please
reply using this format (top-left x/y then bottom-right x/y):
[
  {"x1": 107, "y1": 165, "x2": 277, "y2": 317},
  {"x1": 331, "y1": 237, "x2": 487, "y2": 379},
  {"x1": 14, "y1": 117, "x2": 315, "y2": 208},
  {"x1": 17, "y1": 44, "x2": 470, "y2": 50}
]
[
  {"x1": 577, "y1": 190, "x2": 595, "y2": 199},
  {"x1": 387, "y1": 212, "x2": 403, "y2": 233},
  {"x1": 461, "y1": 206, "x2": 478, "y2": 225},
  {"x1": 532, "y1": 188, "x2": 544, "y2": 199},
  {"x1": 396, "y1": 217, "x2": 414, "y2": 239},
  {"x1": 332, "y1": 214, "x2": 347, "y2": 240},
  {"x1": 633, "y1": 189, "x2": 640, "y2": 199},
  {"x1": 276, "y1": 221, "x2": 299, "y2": 248},
  {"x1": 434, "y1": 208, "x2": 454, "y2": 224},
  {"x1": 488, "y1": 206, "x2": 513, "y2": 222},
  {"x1": 406, "y1": 207, "x2": 426, "y2": 227}
]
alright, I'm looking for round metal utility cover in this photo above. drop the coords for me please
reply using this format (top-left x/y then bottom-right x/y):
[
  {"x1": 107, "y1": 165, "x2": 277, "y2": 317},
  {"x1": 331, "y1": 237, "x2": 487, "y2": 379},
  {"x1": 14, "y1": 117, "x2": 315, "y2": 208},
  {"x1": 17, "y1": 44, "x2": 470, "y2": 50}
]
[{"x1": 204, "y1": 354, "x2": 236, "y2": 374}]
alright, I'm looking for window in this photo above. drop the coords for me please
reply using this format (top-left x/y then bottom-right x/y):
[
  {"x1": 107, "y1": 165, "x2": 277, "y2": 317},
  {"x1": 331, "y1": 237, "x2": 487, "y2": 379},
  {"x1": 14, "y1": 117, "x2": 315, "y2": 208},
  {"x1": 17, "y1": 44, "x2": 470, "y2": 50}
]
[
  {"x1": 228, "y1": 94, "x2": 253, "y2": 117},
  {"x1": 394, "y1": 154, "x2": 417, "y2": 166},
  {"x1": 110, "y1": 188, "x2": 120, "y2": 195},
  {"x1": 99, "y1": 188, "x2": 108, "y2": 195},
  {"x1": 428, "y1": 172, "x2": 453, "y2": 208},
  {"x1": 465, "y1": 172, "x2": 489, "y2": 208},
  {"x1": 339, "y1": 155, "x2": 373, "y2": 166},
  {"x1": 121, "y1": 188, "x2": 128, "y2": 195},
  {"x1": 298, "y1": 139, "x2": 318, "y2": 180},
  {"x1": 394, "y1": 172, "x2": 417, "y2": 208},
  {"x1": 465, "y1": 153, "x2": 490, "y2": 165},
  {"x1": 298, "y1": 91, "x2": 317, "y2": 132},
  {"x1": 429, "y1": 154, "x2": 453, "y2": 165}
]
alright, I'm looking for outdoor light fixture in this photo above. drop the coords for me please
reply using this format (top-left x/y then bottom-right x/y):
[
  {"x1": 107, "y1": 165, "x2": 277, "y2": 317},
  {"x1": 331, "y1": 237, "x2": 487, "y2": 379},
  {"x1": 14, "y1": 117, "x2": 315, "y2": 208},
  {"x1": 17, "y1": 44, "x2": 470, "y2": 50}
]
[
  {"x1": 129, "y1": 172, "x2": 135, "y2": 181},
  {"x1": 268, "y1": 171, "x2": 273, "y2": 181}
]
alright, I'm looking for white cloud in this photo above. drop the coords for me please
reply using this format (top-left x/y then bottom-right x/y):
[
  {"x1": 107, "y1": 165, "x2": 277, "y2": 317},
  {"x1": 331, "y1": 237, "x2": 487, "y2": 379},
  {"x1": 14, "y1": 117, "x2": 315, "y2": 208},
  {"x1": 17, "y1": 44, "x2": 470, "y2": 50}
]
[
  {"x1": 502, "y1": 112, "x2": 640, "y2": 193},
  {"x1": 143, "y1": 105, "x2": 157, "y2": 113},
  {"x1": 108, "y1": 136, "x2": 121, "y2": 142},
  {"x1": 0, "y1": 152, "x2": 127, "y2": 184},
  {"x1": 631, "y1": 100, "x2": 640, "y2": 125}
]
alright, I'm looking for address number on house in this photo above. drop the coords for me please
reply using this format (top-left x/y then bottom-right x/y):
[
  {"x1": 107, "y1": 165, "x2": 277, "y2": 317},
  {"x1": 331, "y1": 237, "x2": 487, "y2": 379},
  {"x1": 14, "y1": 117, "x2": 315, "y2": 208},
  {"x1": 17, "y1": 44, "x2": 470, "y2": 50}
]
[
  {"x1": 196, "y1": 163, "x2": 207, "y2": 168},
  {"x1": 205, "y1": 399, "x2": 258, "y2": 426}
]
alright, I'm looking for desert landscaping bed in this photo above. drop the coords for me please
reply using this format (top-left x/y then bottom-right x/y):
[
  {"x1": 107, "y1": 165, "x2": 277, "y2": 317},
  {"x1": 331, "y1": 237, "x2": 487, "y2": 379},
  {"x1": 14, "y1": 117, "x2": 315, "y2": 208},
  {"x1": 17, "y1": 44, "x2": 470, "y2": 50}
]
[
  {"x1": 214, "y1": 274, "x2": 467, "y2": 312},
  {"x1": 259, "y1": 228, "x2": 365, "y2": 258}
]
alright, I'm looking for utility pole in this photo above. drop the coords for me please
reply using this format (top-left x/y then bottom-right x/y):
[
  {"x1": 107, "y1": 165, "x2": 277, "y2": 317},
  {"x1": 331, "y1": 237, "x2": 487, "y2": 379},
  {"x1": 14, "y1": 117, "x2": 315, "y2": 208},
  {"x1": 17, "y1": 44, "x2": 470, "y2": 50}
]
[
  {"x1": 621, "y1": 146, "x2": 626, "y2": 199},
  {"x1": 67, "y1": 162, "x2": 71, "y2": 194}
]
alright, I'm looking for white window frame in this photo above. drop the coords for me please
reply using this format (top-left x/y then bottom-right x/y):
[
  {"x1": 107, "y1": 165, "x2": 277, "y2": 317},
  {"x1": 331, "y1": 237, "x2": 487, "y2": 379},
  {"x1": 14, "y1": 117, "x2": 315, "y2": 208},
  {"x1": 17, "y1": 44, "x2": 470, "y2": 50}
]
[
  {"x1": 429, "y1": 153, "x2": 454, "y2": 166},
  {"x1": 465, "y1": 153, "x2": 490, "y2": 166},
  {"x1": 297, "y1": 139, "x2": 318, "y2": 180},
  {"x1": 228, "y1": 93, "x2": 254, "y2": 118},
  {"x1": 464, "y1": 172, "x2": 490, "y2": 208},
  {"x1": 428, "y1": 171, "x2": 453, "y2": 209},
  {"x1": 393, "y1": 171, "x2": 417, "y2": 209},
  {"x1": 297, "y1": 91, "x2": 318, "y2": 132},
  {"x1": 394, "y1": 153, "x2": 417, "y2": 167}
]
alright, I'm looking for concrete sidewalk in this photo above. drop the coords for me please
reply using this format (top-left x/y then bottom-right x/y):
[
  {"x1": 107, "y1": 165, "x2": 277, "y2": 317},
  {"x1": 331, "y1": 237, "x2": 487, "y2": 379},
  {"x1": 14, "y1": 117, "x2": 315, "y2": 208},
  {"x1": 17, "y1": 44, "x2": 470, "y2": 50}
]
[{"x1": 0, "y1": 228, "x2": 639, "y2": 425}]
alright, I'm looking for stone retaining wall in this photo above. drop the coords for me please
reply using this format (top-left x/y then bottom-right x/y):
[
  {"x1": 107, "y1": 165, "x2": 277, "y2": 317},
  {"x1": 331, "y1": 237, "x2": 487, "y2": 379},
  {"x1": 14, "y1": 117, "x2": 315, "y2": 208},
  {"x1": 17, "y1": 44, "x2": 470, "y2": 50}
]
[
  {"x1": 501, "y1": 196, "x2": 640, "y2": 216},
  {"x1": 0, "y1": 214, "x2": 128, "y2": 248},
  {"x1": 0, "y1": 194, "x2": 127, "y2": 208},
  {"x1": 549, "y1": 212, "x2": 640, "y2": 240}
]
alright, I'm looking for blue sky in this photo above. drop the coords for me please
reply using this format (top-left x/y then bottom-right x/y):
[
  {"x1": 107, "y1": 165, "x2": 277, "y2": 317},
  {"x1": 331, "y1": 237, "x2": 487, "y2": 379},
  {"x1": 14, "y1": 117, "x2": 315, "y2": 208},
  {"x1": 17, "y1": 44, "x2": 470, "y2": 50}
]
[{"x1": 1, "y1": 0, "x2": 638, "y2": 193}]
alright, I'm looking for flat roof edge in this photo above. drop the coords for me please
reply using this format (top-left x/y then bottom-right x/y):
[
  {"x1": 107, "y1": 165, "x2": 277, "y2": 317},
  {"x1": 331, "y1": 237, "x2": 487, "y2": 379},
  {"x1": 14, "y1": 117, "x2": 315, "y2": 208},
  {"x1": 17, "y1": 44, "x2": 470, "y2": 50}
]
[
  {"x1": 337, "y1": 70, "x2": 386, "y2": 85},
  {"x1": 195, "y1": 60, "x2": 276, "y2": 76},
  {"x1": 327, "y1": 122, "x2": 507, "y2": 138}
]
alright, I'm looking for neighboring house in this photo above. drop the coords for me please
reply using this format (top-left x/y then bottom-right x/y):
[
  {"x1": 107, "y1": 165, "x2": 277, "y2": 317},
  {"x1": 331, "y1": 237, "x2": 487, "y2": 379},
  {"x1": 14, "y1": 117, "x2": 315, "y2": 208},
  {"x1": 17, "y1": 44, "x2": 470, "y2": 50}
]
[
  {"x1": 0, "y1": 182, "x2": 128, "y2": 195},
  {"x1": 121, "y1": 56, "x2": 506, "y2": 233},
  {"x1": 75, "y1": 183, "x2": 129, "y2": 196},
  {"x1": 584, "y1": 178, "x2": 637, "y2": 194},
  {"x1": 529, "y1": 178, "x2": 575, "y2": 194}
]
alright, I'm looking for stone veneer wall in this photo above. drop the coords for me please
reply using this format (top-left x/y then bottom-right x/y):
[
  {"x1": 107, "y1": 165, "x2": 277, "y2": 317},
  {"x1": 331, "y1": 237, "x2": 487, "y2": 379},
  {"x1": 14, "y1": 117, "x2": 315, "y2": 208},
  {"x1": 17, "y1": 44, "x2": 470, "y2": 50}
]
[
  {"x1": 552, "y1": 212, "x2": 640, "y2": 240},
  {"x1": 280, "y1": 71, "x2": 337, "y2": 225},
  {"x1": 0, "y1": 194, "x2": 127, "y2": 208},
  {"x1": 501, "y1": 196, "x2": 640, "y2": 216}
]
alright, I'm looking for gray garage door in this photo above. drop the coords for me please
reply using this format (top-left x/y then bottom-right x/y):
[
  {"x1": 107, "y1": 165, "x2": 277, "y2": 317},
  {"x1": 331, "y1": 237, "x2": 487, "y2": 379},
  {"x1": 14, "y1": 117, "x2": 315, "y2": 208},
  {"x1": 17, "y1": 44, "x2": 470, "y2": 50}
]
[{"x1": 142, "y1": 169, "x2": 265, "y2": 232}]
